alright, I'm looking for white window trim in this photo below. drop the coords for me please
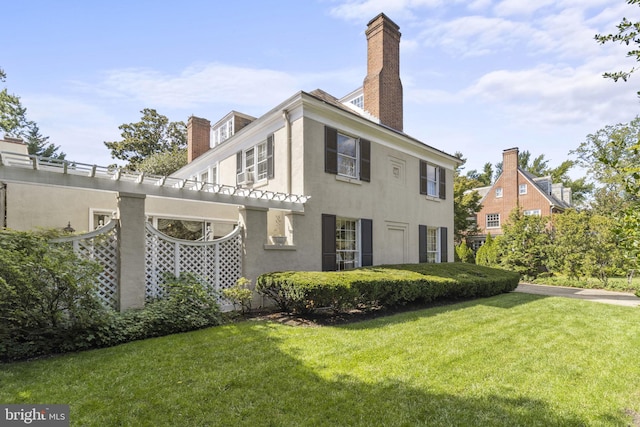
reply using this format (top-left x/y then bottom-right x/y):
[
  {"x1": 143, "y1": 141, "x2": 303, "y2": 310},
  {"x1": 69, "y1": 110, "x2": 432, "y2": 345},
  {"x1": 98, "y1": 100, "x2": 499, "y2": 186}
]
[
  {"x1": 238, "y1": 141, "x2": 268, "y2": 184},
  {"x1": 89, "y1": 208, "x2": 115, "y2": 230},
  {"x1": 337, "y1": 132, "x2": 359, "y2": 179},
  {"x1": 524, "y1": 209, "x2": 541, "y2": 216},
  {"x1": 426, "y1": 226, "x2": 440, "y2": 264},
  {"x1": 336, "y1": 217, "x2": 361, "y2": 271},
  {"x1": 519, "y1": 183, "x2": 528, "y2": 195},
  {"x1": 427, "y1": 163, "x2": 439, "y2": 198},
  {"x1": 486, "y1": 213, "x2": 500, "y2": 229},
  {"x1": 496, "y1": 187, "x2": 503, "y2": 198}
]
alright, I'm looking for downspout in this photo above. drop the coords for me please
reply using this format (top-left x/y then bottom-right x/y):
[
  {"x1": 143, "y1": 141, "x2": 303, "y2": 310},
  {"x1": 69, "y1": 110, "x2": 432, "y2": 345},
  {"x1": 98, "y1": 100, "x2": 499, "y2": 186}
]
[{"x1": 282, "y1": 110, "x2": 292, "y2": 194}]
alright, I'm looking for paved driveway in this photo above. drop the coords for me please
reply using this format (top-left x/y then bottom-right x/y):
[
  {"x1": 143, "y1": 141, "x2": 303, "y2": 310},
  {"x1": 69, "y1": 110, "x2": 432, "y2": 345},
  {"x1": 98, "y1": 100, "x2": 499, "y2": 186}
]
[{"x1": 514, "y1": 283, "x2": 640, "y2": 307}]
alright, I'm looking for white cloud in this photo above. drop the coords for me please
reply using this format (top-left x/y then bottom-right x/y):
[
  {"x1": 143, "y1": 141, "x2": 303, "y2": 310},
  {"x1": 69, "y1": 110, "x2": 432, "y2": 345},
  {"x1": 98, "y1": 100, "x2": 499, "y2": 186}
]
[
  {"x1": 329, "y1": 0, "x2": 443, "y2": 21},
  {"x1": 493, "y1": 0, "x2": 556, "y2": 17}
]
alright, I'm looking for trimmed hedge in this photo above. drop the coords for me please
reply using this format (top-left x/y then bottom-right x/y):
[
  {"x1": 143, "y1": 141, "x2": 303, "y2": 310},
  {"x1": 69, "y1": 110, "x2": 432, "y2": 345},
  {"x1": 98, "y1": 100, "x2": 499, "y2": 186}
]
[{"x1": 256, "y1": 263, "x2": 520, "y2": 314}]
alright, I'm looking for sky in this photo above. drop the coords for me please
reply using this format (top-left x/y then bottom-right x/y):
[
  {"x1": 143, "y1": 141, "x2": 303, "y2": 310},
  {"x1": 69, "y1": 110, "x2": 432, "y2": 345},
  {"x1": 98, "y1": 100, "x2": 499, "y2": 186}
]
[{"x1": 3, "y1": 0, "x2": 640, "y2": 179}]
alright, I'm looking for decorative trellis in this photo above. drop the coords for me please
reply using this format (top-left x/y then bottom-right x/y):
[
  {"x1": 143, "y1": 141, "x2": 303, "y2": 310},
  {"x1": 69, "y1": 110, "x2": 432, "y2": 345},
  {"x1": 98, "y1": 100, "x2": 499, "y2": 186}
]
[
  {"x1": 144, "y1": 223, "x2": 243, "y2": 302},
  {"x1": 52, "y1": 221, "x2": 119, "y2": 309},
  {"x1": 52, "y1": 220, "x2": 243, "y2": 310}
]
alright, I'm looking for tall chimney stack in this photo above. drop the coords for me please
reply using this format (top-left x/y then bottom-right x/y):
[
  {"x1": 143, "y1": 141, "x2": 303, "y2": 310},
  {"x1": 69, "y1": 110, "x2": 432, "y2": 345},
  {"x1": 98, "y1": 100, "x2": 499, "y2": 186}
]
[
  {"x1": 363, "y1": 13, "x2": 403, "y2": 132},
  {"x1": 187, "y1": 116, "x2": 211, "y2": 163}
]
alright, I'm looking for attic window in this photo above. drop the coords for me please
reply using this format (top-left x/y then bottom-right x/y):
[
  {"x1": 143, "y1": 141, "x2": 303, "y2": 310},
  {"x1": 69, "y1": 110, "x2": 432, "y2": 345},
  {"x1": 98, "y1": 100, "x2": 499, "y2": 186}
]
[
  {"x1": 519, "y1": 184, "x2": 527, "y2": 195},
  {"x1": 496, "y1": 187, "x2": 503, "y2": 198}
]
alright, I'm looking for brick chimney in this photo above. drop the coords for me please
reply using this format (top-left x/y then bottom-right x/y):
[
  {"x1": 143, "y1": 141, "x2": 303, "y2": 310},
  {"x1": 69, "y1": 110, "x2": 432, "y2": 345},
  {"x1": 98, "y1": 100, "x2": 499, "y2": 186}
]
[
  {"x1": 187, "y1": 116, "x2": 211, "y2": 163},
  {"x1": 363, "y1": 13, "x2": 403, "y2": 132}
]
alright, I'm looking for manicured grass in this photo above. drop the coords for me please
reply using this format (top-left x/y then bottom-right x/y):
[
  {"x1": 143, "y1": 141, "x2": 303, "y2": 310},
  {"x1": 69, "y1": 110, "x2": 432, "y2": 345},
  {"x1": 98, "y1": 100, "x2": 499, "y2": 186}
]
[{"x1": 2, "y1": 293, "x2": 640, "y2": 426}]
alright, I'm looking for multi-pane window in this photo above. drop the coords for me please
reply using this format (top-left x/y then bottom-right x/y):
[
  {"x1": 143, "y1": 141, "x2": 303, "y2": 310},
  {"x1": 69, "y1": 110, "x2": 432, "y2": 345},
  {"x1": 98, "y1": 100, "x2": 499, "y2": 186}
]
[
  {"x1": 427, "y1": 164, "x2": 439, "y2": 197},
  {"x1": 256, "y1": 142, "x2": 268, "y2": 180},
  {"x1": 211, "y1": 165, "x2": 218, "y2": 185},
  {"x1": 213, "y1": 118, "x2": 234, "y2": 145},
  {"x1": 350, "y1": 95, "x2": 364, "y2": 109},
  {"x1": 336, "y1": 218, "x2": 359, "y2": 271},
  {"x1": 524, "y1": 209, "x2": 541, "y2": 216},
  {"x1": 337, "y1": 133, "x2": 358, "y2": 178},
  {"x1": 496, "y1": 187, "x2": 503, "y2": 198},
  {"x1": 519, "y1": 183, "x2": 527, "y2": 194},
  {"x1": 427, "y1": 227, "x2": 439, "y2": 263},
  {"x1": 486, "y1": 213, "x2": 500, "y2": 228}
]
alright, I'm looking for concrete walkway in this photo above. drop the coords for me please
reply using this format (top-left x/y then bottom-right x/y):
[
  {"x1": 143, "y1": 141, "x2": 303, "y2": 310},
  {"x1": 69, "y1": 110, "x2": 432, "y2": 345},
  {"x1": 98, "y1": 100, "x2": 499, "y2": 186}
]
[{"x1": 514, "y1": 283, "x2": 640, "y2": 307}]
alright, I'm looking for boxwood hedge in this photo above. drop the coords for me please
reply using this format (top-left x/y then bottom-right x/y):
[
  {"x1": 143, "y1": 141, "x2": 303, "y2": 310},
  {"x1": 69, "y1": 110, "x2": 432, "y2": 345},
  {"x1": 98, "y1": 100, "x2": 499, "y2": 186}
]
[{"x1": 256, "y1": 263, "x2": 520, "y2": 314}]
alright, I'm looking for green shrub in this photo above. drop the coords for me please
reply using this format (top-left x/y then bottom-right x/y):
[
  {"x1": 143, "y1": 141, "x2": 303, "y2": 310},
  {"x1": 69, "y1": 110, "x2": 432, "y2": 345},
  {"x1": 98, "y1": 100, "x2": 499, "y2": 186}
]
[
  {"x1": 256, "y1": 264, "x2": 520, "y2": 315},
  {"x1": 455, "y1": 241, "x2": 476, "y2": 263},
  {"x1": 476, "y1": 234, "x2": 499, "y2": 267},
  {"x1": 0, "y1": 230, "x2": 108, "y2": 361},
  {"x1": 222, "y1": 277, "x2": 253, "y2": 314},
  {"x1": 0, "y1": 228, "x2": 223, "y2": 361},
  {"x1": 106, "y1": 273, "x2": 222, "y2": 345}
]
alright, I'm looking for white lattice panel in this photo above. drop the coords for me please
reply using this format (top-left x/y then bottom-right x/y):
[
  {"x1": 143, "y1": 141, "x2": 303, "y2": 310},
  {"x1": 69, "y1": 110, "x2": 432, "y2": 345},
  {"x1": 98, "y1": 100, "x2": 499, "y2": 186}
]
[
  {"x1": 145, "y1": 223, "x2": 242, "y2": 302},
  {"x1": 52, "y1": 221, "x2": 119, "y2": 309}
]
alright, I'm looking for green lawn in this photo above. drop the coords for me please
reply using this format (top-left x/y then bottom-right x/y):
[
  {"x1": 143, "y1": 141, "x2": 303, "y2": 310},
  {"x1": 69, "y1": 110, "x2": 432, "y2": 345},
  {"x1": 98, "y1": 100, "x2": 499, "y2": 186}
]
[
  {"x1": 2, "y1": 293, "x2": 640, "y2": 426},
  {"x1": 533, "y1": 274, "x2": 640, "y2": 294}
]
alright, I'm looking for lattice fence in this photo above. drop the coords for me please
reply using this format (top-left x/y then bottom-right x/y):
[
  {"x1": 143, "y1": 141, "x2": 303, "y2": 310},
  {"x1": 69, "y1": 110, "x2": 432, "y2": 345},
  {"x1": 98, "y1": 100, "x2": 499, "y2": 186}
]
[
  {"x1": 52, "y1": 221, "x2": 119, "y2": 309},
  {"x1": 144, "y1": 223, "x2": 243, "y2": 302}
]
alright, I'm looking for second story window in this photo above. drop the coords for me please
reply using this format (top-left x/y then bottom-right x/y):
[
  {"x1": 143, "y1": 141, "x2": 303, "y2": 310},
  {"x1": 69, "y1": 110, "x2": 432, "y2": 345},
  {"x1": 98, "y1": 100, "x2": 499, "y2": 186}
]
[
  {"x1": 420, "y1": 161, "x2": 446, "y2": 199},
  {"x1": 324, "y1": 126, "x2": 371, "y2": 182},
  {"x1": 338, "y1": 133, "x2": 358, "y2": 178},
  {"x1": 519, "y1": 183, "x2": 528, "y2": 194},
  {"x1": 496, "y1": 187, "x2": 503, "y2": 198},
  {"x1": 486, "y1": 213, "x2": 500, "y2": 228},
  {"x1": 236, "y1": 135, "x2": 274, "y2": 185}
]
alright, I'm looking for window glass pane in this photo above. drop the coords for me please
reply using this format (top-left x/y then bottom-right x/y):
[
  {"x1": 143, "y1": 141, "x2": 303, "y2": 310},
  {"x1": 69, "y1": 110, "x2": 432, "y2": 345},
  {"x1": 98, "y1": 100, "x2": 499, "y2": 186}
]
[
  {"x1": 427, "y1": 227, "x2": 439, "y2": 263},
  {"x1": 336, "y1": 218, "x2": 358, "y2": 271},
  {"x1": 427, "y1": 164, "x2": 438, "y2": 197},
  {"x1": 338, "y1": 134, "x2": 356, "y2": 157},
  {"x1": 256, "y1": 142, "x2": 268, "y2": 180}
]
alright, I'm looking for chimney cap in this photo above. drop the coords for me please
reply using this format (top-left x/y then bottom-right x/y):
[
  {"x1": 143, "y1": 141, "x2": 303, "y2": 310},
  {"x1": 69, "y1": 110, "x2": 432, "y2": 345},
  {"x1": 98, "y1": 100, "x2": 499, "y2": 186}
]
[{"x1": 367, "y1": 13, "x2": 400, "y2": 30}]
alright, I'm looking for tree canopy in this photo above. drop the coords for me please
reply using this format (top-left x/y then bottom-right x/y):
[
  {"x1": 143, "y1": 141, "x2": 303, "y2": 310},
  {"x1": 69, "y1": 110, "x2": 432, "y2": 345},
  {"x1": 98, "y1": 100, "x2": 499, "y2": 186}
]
[
  {"x1": 104, "y1": 108, "x2": 187, "y2": 171},
  {"x1": 453, "y1": 152, "x2": 483, "y2": 244}
]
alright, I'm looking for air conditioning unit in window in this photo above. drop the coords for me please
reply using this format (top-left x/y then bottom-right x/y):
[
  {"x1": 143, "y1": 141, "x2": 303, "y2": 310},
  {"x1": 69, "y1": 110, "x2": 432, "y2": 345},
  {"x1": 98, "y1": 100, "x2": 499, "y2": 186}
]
[{"x1": 237, "y1": 168, "x2": 254, "y2": 185}]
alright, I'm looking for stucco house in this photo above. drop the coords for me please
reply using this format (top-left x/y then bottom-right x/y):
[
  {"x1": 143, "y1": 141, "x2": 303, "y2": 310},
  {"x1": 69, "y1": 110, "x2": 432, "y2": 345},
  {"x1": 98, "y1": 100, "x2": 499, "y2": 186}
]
[
  {"x1": 172, "y1": 13, "x2": 460, "y2": 270},
  {"x1": 468, "y1": 147, "x2": 572, "y2": 249},
  {"x1": 0, "y1": 13, "x2": 460, "y2": 279}
]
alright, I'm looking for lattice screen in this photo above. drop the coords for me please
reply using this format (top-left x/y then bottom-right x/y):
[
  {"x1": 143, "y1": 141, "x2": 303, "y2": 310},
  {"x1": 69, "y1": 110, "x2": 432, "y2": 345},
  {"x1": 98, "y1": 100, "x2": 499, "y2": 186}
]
[
  {"x1": 52, "y1": 221, "x2": 119, "y2": 310},
  {"x1": 144, "y1": 223, "x2": 242, "y2": 302}
]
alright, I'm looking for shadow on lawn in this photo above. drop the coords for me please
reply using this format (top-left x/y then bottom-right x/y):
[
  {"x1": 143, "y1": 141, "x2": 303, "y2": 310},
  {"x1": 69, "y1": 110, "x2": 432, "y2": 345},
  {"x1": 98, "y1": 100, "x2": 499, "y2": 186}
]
[{"x1": 9, "y1": 310, "x2": 623, "y2": 427}]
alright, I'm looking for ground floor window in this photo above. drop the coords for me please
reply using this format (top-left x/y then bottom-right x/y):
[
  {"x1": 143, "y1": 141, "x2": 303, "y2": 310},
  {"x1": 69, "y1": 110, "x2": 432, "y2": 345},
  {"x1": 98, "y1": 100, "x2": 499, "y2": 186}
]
[
  {"x1": 336, "y1": 218, "x2": 359, "y2": 271},
  {"x1": 419, "y1": 225, "x2": 448, "y2": 263},
  {"x1": 426, "y1": 227, "x2": 439, "y2": 263},
  {"x1": 322, "y1": 214, "x2": 372, "y2": 271}
]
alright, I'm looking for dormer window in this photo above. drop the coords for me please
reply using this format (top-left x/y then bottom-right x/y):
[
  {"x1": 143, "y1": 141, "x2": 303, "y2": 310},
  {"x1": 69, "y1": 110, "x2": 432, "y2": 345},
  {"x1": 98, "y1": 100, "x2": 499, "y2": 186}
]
[{"x1": 213, "y1": 118, "x2": 234, "y2": 146}]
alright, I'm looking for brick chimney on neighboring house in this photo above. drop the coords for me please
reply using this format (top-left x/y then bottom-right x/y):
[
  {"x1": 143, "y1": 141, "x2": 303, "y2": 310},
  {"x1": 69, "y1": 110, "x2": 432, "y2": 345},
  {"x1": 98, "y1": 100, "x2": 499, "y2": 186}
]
[
  {"x1": 187, "y1": 116, "x2": 211, "y2": 163},
  {"x1": 363, "y1": 13, "x2": 403, "y2": 132},
  {"x1": 502, "y1": 147, "x2": 520, "y2": 202}
]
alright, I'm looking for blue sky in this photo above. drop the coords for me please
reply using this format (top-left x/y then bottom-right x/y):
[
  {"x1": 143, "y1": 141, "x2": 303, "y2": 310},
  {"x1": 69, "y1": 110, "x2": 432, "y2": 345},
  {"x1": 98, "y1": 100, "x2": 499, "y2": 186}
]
[{"x1": 3, "y1": 0, "x2": 640, "y2": 178}]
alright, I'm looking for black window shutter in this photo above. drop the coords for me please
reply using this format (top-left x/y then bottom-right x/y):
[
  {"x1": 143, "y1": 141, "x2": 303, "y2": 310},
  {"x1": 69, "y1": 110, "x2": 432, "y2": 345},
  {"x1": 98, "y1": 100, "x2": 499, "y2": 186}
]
[
  {"x1": 439, "y1": 167, "x2": 446, "y2": 200},
  {"x1": 322, "y1": 214, "x2": 337, "y2": 271},
  {"x1": 236, "y1": 151, "x2": 242, "y2": 185},
  {"x1": 267, "y1": 134, "x2": 274, "y2": 179},
  {"x1": 419, "y1": 225, "x2": 427, "y2": 263},
  {"x1": 419, "y1": 160, "x2": 427, "y2": 195},
  {"x1": 361, "y1": 218, "x2": 373, "y2": 266},
  {"x1": 325, "y1": 127, "x2": 338, "y2": 174},
  {"x1": 360, "y1": 139, "x2": 371, "y2": 182},
  {"x1": 440, "y1": 227, "x2": 448, "y2": 263}
]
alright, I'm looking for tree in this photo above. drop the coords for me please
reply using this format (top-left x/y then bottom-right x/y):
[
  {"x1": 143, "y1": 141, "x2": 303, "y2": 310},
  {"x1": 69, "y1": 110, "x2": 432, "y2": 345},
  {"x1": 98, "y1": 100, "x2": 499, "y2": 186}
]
[
  {"x1": 498, "y1": 208, "x2": 552, "y2": 279},
  {"x1": 595, "y1": 0, "x2": 640, "y2": 92},
  {"x1": 104, "y1": 108, "x2": 187, "y2": 170},
  {"x1": 454, "y1": 241, "x2": 475, "y2": 263},
  {"x1": 25, "y1": 122, "x2": 65, "y2": 159},
  {"x1": 137, "y1": 148, "x2": 187, "y2": 176},
  {"x1": 0, "y1": 67, "x2": 28, "y2": 137},
  {"x1": 453, "y1": 152, "x2": 483, "y2": 244},
  {"x1": 571, "y1": 117, "x2": 640, "y2": 212},
  {"x1": 466, "y1": 162, "x2": 494, "y2": 186},
  {"x1": 475, "y1": 233, "x2": 499, "y2": 267}
]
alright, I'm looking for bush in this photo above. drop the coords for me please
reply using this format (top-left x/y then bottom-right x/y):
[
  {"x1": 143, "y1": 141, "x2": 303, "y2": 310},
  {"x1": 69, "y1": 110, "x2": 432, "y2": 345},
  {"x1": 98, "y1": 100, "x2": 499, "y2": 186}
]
[
  {"x1": 222, "y1": 277, "x2": 253, "y2": 314},
  {"x1": 0, "y1": 228, "x2": 223, "y2": 362},
  {"x1": 256, "y1": 263, "x2": 520, "y2": 315},
  {"x1": 106, "y1": 274, "x2": 222, "y2": 345},
  {"x1": 0, "y1": 230, "x2": 108, "y2": 361},
  {"x1": 455, "y1": 241, "x2": 475, "y2": 263}
]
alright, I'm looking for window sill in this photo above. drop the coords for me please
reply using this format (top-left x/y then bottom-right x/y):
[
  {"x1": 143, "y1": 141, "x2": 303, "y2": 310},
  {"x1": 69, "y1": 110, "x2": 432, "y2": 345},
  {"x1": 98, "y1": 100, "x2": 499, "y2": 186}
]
[
  {"x1": 336, "y1": 175, "x2": 362, "y2": 185},
  {"x1": 424, "y1": 195, "x2": 441, "y2": 202},
  {"x1": 263, "y1": 244, "x2": 297, "y2": 251}
]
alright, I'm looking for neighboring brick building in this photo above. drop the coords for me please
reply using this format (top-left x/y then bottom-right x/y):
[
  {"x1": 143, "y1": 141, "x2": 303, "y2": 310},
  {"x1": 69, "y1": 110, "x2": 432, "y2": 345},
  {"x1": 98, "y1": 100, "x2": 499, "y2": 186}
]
[{"x1": 469, "y1": 147, "x2": 572, "y2": 249}]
